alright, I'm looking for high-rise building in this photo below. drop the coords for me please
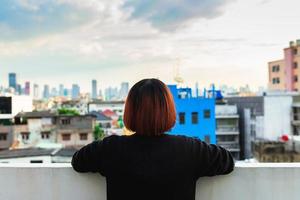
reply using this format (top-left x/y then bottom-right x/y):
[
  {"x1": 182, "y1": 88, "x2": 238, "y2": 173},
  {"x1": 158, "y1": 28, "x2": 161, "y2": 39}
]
[
  {"x1": 63, "y1": 88, "x2": 69, "y2": 97},
  {"x1": 105, "y1": 87, "x2": 118, "y2": 101},
  {"x1": 72, "y1": 84, "x2": 80, "y2": 99},
  {"x1": 92, "y1": 80, "x2": 98, "y2": 99},
  {"x1": 119, "y1": 82, "x2": 129, "y2": 100},
  {"x1": 50, "y1": 87, "x2": 58, "y2": 97},
  {"x1": 33, "y1": 84, "x2": 39, "y2": 99},
  {"x1": 24, "y1": 81, "x2": 30, "y2": 95},
  {"x1": 8, "y1": 73, "x2": 17, "y2": 90},
  {"x1": 59, "y1": 84, "x2": 64, "y2": 96},
  {"x1": 268, "y1": 40, "x2": 300, "y2": 91},
  {"x1": 43, "y1": 85, "x2": 50, "y2": 99},
  {"x1": 16, "y1": 84, "x2": 22, "y2": 95}
]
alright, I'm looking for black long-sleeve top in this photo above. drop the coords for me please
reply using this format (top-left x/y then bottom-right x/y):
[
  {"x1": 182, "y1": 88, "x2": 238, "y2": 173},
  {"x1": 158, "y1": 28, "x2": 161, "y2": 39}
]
[{"x1": 72, "y1": 134, "x2": 234, "y2": 200}]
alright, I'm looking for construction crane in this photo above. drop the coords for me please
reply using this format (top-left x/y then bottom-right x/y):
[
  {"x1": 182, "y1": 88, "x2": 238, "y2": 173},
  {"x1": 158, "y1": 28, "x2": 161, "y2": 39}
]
[{"x1": 173, "y1": 58, "x2": 184, "y2": 84}]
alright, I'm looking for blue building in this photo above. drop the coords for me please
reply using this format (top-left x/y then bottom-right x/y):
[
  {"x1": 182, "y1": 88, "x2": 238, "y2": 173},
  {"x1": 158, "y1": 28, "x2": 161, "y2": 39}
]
[
  {"x1": 43, "y1": 85, "x2": 50, "y2": 99},
  {"x1": 72, "y1": 84, "x2": 80, "y2": 99},
  {"x1": 168, "y1": 85, "x2": 216, "y2": 144},
  {"x1": 8, "y1": 73, "x2": 17, "y2": 90}
]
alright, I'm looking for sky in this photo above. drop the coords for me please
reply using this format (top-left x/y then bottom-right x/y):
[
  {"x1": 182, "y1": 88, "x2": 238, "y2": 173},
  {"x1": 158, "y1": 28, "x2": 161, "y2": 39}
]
[{"x1": 1, "y1": 0, "x2": 300, "y2": 92}]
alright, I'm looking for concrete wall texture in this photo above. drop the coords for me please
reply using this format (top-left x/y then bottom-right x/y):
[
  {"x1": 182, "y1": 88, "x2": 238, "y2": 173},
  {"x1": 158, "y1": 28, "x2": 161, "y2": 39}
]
[{"x1": 0, "y1": 163, "x2": 300, "y2": 200}]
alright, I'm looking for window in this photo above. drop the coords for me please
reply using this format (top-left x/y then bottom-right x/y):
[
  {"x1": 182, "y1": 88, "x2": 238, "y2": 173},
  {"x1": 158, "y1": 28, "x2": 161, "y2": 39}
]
[
  {"x1": 21, "y1": 132, "x2": 29, "y2": 140},
  {"x1": 30, "y1": 160, "x2": 43, "y2": 163},
  {"x1": 191, "y1": 112, "x2": 198, "y2": 124},
  {"x1": 294, "y1": 62, "x2": 298, "y2": 69},
  {"x1": 272, "y1": 77, "x2": 280, "y2": 84},
  {"x1": 0, "y1": 133, "x2": 7, "y2": 141},
  {"x1": 179, "y1": 112, "x2": 185, "y2": 124},
  {"x1": 41, "y1": 131, "x2": 50, "y2": 139},
  {"x1": 272, "y1": 65, "x2": 280, "y2": 72},
  {"x1": 204, "y1": 109, "x2": 211, "y2": 119},
  {"x1": 80, "y1": 133, "x2": 88, "y2": 140},
  {"x1": 294, "y1": 48, "x2": 298, "y2": 55},
  {"x1": 204, "y1": 135, "x2": 210, "y2": 144},
  {"x1": 62, "y1": 133, "x2": 71, "y2": 141},
  {"x1": 295, "y1": 76, "x2": 298, "y2": 82},
  {"x1": 61, "y1": 119, "x2": 71, "y2": 125},
  {"x1": 217, "y1": 135, "x2": 237, "y2": 142}
]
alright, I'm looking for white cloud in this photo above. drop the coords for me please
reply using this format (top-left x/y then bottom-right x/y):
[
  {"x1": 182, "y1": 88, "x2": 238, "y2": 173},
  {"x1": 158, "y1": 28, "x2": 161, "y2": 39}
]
[
  {"x1": 2, "y1": 0, "x2": 300, "y2": 90},
  {"x1": 17, "y1": 0, "x2": 41, "y2": 11}
]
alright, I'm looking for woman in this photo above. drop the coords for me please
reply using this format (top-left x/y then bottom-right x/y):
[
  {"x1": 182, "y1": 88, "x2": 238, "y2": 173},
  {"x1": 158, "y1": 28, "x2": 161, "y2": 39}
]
[{"x1": 72, "y1": 78, "x2": 234, "y2": 200}]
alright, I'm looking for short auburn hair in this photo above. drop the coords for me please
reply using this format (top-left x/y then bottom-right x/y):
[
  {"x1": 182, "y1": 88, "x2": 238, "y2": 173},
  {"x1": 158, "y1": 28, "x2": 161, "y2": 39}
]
[{"x1": 124, "y1": 78, "x2": 176, "y2": 136}]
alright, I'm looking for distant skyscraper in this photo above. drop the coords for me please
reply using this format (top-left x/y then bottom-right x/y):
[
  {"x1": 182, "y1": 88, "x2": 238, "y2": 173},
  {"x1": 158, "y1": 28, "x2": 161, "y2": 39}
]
[
  {"x1": 59, "y1": 84, "x2": 64, "y2": 96},
  {"x1": 50, "y1": 87, "x2": 58, "y2": 97},
  {"x1": 63, "y1": 88, "x2": 69, "y2": 97},
  {"x1": 8, "y1": 73, "x2": 17, "y2": 90},
  {"x1": 43, "y1": 85, "x2": 50, "y2": 99},
  {"x1": 119, "y1": 82, "x2": 129, "y2": 100},
  {"x1": 98, "y1": 89, "x2": 103, "y2": 100},
  {"x1": 16, "y1": 84, "x2": 22, "y2": 95},
  {"x1": 105, "y1": 87, "x2": 118, "y2": 101},
  {"x1": 92, "y1": 80, "x2": 98, "y2": 99},
  {"x1": 24, "y1": 81, "x2": 30, "y2": 95},
  {"x1": 33, "y1": 84, "x2": 39, "y2": 99},
  {"x1": 72, "y1": 84, "x2": 80, "y2": 99}
]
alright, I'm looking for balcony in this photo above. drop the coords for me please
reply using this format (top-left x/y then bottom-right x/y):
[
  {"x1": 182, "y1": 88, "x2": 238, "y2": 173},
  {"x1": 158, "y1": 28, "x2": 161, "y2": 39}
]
[
  {"x1": 0, "y1": 163, "x2": 299, "y2": 200},
  {"x1": 216, "y1": 126, "x2": 239, "y2": 135}
]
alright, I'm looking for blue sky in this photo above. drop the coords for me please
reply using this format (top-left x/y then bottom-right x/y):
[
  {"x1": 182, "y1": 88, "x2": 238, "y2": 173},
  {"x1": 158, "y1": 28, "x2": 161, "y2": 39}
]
[{"x1": 1, "y1": 0, "x2": 300, "y2": 92}]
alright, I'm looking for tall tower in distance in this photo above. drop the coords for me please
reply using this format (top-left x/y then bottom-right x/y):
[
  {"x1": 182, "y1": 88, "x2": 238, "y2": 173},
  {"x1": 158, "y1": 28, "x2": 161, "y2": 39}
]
[
  {"x1": 43, "y1": 85, "x2": 50, "y2": 99},
  {"x1": 25, "y1": 81, "x2": 30, "y2": 95},
  {"x1": 59, "y1": 84, "x2": 64, "y2": 96},
  {"x1": 119, "y1": 82, "x2": 129, "y2": 100},
  {"x1": 72, "y1": 84, "x2": 80, "y2": 99},
  {"x1": 92, "y1": 80, "x2": 98, "y2": 99},
  {"x1": 8, "y1": 73, "x2": 17, "y2": 90},
  {"x1": 33, "y1": 84, "x2": 39, "y2": 99}
]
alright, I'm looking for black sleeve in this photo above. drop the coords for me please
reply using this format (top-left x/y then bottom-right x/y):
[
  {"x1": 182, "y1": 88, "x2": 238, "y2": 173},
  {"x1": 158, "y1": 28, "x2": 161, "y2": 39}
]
[
  {"x1": 193, "y1": 138, "x2": 234, "y2": 178},
  {"x1": 71, "y1": 140, "x2": 105, "y2": 174}
]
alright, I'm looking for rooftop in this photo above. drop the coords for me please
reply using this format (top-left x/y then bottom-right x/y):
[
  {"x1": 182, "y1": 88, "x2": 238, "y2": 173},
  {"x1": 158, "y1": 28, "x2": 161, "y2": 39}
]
[{"x1": 0, "y1": 163, "x2": 299, "y2": 200}]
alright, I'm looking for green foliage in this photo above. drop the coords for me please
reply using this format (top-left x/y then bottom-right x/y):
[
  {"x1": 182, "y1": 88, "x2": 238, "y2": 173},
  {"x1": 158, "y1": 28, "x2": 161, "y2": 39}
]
[
  {"x1": 0, "y1": 119, "x2": 12, "y2": 126},
  {"x1": 94, "y1": 124, "x2": 105, "y2": 141},
  {"x1": 117, "y1": 116, "x2": 124, "y2": 128},
  {"x1": 58, "y1": 108, "x2": 80, "y2": 116}
]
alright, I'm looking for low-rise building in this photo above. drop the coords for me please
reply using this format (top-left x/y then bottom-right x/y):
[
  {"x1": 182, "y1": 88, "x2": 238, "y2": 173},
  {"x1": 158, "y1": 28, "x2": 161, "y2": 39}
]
[
  {"x1": 55, "y1": 115, "x2": 96, "y2": 147},
  {"x1": 88, "y1": 100, "x2": 125, "y2": 117},
  {"x1": 168, "y1": 85, "x2": 216, "y2": 144}
]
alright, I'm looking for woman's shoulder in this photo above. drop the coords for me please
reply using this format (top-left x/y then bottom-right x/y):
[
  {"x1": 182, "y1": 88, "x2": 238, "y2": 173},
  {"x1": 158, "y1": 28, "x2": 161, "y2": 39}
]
[{"x1": 101, "y1": 133, "x2": 201, "y2": 145}]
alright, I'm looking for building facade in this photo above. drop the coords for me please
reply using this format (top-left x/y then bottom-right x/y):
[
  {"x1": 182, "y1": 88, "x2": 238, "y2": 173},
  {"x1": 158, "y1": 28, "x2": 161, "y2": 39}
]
[
  {"x1": 268, "y1": 40, "x2": 300, "y2": 91},
  {"x1": 8, "y1": 73, "x2": 17, "y2": 90},
  {"x1": 216, "y1": 104, "x2": 240, "y2": 160},
  {"x1": 92, "y1": 80, "x2": 98, "y2": 100},
  {"x1": 168, "y1": 85, "x2": 216, "y2": 144},
  {"x1": 55, "y1": 115, "x2": 95, "y2": 147}
]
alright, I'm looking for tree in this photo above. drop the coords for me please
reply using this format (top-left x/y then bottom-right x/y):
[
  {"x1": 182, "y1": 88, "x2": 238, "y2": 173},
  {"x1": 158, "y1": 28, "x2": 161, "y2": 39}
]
[
  {"x1": 117, "y1": 116, "x2": 124, "y2": 128},
  {"x1": 58, "y1": 108, "x2": 80, "y2": 116},
  {"x1": 94, "y1": 124, "x2": 105, "y2": 140}
]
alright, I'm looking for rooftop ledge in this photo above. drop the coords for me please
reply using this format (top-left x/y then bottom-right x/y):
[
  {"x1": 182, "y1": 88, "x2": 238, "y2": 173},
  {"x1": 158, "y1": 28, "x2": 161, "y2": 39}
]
[{"x1": 0, "y1": 163, "x2": 300, "y2": 200}]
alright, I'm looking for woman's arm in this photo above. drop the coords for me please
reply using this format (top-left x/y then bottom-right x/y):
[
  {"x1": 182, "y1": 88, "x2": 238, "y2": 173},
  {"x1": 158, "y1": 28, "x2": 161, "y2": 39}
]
[
  {"x1": 193, "y1": 138, "x2": 235, "y2": 178},
  {"x1": 71, "y1": 140, "x2": 104, "y2": 173}
]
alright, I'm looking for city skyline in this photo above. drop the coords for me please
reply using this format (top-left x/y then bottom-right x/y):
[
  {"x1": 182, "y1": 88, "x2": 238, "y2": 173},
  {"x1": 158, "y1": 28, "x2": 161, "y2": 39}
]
[{"x1": 1, "y1": 0, "x2": 300, "y2": 90}]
